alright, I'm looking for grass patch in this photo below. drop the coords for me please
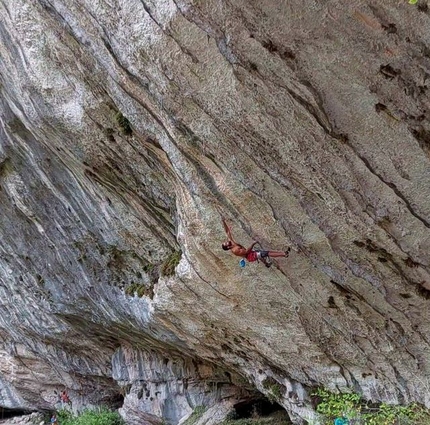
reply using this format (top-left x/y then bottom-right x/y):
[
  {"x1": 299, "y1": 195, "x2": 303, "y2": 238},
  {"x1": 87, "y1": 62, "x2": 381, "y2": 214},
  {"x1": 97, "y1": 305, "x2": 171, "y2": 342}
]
[
  {"x1": 115, "y1": 111, "x2": 132, "y2": 135},
  {"x1": 262, "y1": 377, "x2": 284, "y2": 403},
  {"x1": 161, "y1": 249, "x2": 182, "y2": 277},
  {"x1": 124, "y1": 282, "x2": 154, "y2": 298},
  {"x1": 123, "y1": 250, "x2": 182, "y2": 297},
  {"x1": 57, "y1": 408, "x2": 124, "y2": 425},
  {"x1": 183, "y1": 406, "x2": 206, "y2": 425},
  {"x1": 143, "y1": 263, "x2": 154, "y2": 274}
]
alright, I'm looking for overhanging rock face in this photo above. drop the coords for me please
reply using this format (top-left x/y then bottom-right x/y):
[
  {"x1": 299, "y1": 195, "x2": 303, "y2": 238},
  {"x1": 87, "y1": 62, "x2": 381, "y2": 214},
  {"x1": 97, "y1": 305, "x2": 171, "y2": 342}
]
[{"x1": 0, "y1": 0, "x2": 430, "y2": 424}]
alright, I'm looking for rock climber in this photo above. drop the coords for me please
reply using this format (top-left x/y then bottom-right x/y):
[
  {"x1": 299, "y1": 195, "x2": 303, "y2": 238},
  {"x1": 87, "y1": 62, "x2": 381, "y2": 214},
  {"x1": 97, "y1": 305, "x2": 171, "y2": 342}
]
[
  {"x1": 221, "y1": 218, "x2": 290, "y2": 265},
  {"x1": 50, "y1": 413, "x2": 58, "y2": 425},
  {"x1": 60, "y1": 390, "x2": 71, "y2": 406}
]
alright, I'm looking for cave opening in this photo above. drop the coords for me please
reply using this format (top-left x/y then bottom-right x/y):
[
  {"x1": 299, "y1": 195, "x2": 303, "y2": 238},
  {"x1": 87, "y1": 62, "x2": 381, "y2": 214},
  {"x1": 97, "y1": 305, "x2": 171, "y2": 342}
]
[
  {"x1": 0, "y1": 407, "x2": 33, "y2": 420},
  {"x1": 102, "y1": 392, "x2": 125, "y2": 409},
  {"x1": 232, "y1": 398, "x2": 289, "y2": 420}
]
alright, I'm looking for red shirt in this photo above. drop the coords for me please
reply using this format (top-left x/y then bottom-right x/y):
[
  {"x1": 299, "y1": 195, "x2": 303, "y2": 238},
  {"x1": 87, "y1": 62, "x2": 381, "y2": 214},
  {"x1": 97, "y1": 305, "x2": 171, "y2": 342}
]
[{"x1": 246, "y1": 251, "x2": 258, "y2": 262}]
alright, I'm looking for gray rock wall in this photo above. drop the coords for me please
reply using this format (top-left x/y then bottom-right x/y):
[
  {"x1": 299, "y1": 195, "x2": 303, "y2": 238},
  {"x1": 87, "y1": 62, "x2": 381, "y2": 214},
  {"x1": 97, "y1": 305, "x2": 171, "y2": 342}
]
[{"x1": 0, "y1": 0, "x2": 430, "y2": 424}]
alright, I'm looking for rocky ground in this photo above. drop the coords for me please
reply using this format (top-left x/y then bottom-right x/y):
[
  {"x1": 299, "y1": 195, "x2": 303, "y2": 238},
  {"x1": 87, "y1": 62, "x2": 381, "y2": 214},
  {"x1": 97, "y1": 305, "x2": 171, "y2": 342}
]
[{"x1": 0, "y1": 413, "x2": 45, "y2": 425}]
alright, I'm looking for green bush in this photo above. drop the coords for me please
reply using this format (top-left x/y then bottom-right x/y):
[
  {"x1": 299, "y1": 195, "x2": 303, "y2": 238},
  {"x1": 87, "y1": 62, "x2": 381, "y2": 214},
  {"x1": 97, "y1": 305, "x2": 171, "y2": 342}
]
[
  {"x1": 161, "y1": 250, "x2": 182, "y2": 277},
  {"x1": 57, "y1": 408, "x2": 124, "y2": 425},
  {"x1": 143, "y1": 263, "x2": 154, "y2": 273},
  {"x1": 313, "y1": 388, "x2": 361, "y2": 423},
  {"x1": 115, "y1": 111, "x2": 132, "y2": 135},
  {"x1": 124, "y1": 282, "x2": 153, "y2": 298},
  {"x1": 360, "y1": 403, "x2": 426, "y2": 425},
  {"x1": 312, "y1": 388, "x2": 429, "y2": 425},
  {"x1": 183, "y1": 406, "x2": 206, "y2": 425},
  {"x1": 262, "y1": 377, "x2": 284, "y2": 403}
]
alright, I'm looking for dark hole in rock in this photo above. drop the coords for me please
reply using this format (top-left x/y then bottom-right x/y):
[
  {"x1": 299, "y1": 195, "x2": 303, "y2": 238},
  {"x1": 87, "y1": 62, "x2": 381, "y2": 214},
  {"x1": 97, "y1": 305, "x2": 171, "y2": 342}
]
[
  {"x1": 410, "y1": 126, "x2": 430, "y2": 150},
  {"x1": 104, "y1": 393, "x2": 124, "y2": 409},
  {"x1": 327, "y1": 296, "x2": 337, "y2": 308},
  {"x1": 418, "y1": 2, "x2": 429, "y2": 12},
  {"x1": 375, "y1": 103, "x2": 387, "y2": 113},
  {"x1": 231, "y1": 398, "x2": 288, "y2": 420},
  {"x1": 404, "y1": 257, "x2": 420, "y2": 268},
  {"x1": 379, "y1": 64, "x2": 400, "y2": 79},
  {"x1": 382, "y1": 23, "x2": 397, "y2": 34},
  {"x1": 0, "y1": 408, "x2": 33, "y2": 420},
  {"x1": 416, "y1": 284, "x2": 430, "y2": 300},
  {"x1": 262, "y1": 40, "x2": 278, "y2": 53},
  {"x1": 336, "y1": 133, "x2": 349, "y2": 143},
  {"x1": 281, "y1": 49, "x2": 296, "y2": 60}
]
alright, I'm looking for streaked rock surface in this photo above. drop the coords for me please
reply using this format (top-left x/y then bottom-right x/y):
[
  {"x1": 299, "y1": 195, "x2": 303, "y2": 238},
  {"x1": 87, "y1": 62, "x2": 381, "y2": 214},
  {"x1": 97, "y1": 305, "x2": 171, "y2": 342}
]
[{"x1": 0, "y1": 0, "x2": 430, "y2": 423}]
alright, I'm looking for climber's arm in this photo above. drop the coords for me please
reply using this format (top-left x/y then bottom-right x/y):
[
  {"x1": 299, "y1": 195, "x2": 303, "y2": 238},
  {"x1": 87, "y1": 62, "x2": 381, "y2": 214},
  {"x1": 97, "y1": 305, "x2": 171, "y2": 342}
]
[{"x1": 222, "y1": 218, "x2": 235, "y2": 242}]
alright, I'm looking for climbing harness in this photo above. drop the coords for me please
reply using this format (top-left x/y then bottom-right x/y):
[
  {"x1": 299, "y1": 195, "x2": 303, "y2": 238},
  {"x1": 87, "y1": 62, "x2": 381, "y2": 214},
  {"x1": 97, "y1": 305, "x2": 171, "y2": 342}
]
[
  {"x1": 238, "y1": 243, "x2": 272, "y2": 268},
  {"x1": 255, "y1": 242, "x2": 272, "y2": 268}
]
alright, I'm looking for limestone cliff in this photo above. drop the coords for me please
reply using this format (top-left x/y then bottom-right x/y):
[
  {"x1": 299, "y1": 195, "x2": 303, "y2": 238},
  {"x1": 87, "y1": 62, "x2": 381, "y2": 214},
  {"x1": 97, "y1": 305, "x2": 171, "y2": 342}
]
[{"x1": 0, "y1": 0, "x2": 430, "y2": 424}]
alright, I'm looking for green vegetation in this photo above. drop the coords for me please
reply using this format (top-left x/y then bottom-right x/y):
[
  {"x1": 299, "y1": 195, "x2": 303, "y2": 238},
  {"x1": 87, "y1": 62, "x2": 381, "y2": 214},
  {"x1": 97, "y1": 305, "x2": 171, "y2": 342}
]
[
  {"x1": 182, "y1": 406, "x2": 206, "y2": 425},
  {"x1": 313, "y1": 388, "x2": 361, "y2": 423},
  {"x1": 143, "y1": 263, "x2": 154, "y2": 274},
  {"x1": 122, "y1": 250, "x2": 182, "y2": 299},
  {"x1": 408, "y1": 0, "x2": 417, "y2": 4},
  {"x1": 262, "y1": 377, "x2": 284, "y2": 403},
  {"x1": 312, "y1": 388, "x2": 430, "y2": 425},
  {"x1": 124, "y1": 282, "x2": 153, "y2": 298},
  {"x1": 161, "y1": 250, "x2": 182, "y2": 277},
  {"x1": 57, "y1": 408, "x2": 125, "y2": 425},
  {"x1": 115, "y1": 111, "x2": 132, "y2": 135},
  {"x1": 36, "y1": 274, "x2": 45, "y2": 286}
]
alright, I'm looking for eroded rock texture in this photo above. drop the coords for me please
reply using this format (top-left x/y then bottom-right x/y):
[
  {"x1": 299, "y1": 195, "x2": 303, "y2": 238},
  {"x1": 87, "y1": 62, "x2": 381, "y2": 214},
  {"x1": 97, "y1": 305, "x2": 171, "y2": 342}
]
[{"x1": 0, "y1": 0, "x2": 430, "y2": 423}]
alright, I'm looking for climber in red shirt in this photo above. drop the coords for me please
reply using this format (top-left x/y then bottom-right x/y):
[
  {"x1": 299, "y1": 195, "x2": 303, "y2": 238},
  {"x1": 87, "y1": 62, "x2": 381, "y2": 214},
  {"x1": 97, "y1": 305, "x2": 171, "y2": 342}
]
[
  {"x1": 221, "y1": 218, "x2": 290, "y2": 265},
  {"x1": 60, "y1": 390, "x2": 71, "y2": 406}
]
